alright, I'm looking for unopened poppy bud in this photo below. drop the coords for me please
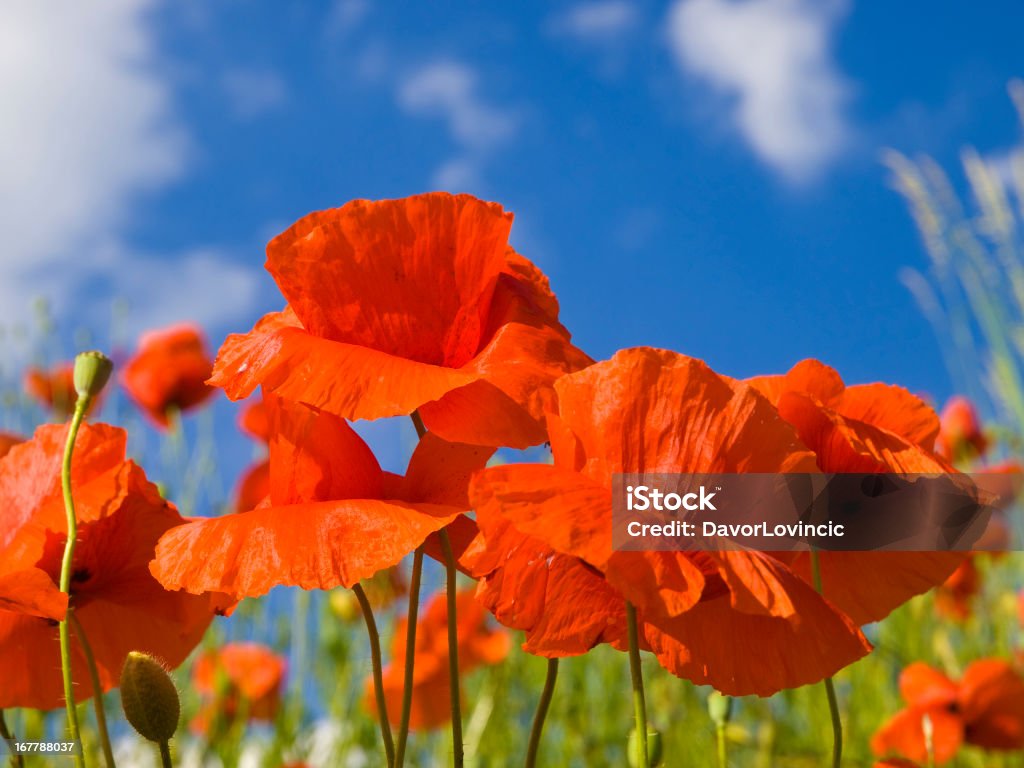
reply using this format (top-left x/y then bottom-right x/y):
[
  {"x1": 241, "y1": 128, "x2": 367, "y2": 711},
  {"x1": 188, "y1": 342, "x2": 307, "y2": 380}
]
[
  {"x1": 708, "y1": 692, "x2": 733, "y2": 725},
  {"x1": 628, "y1": 728, "x2": 663, "y2": 767},
  {"x1": 73, "y1": 351, "x2": 113, "y2": 401},
  {"x1": 120, "y1": 652, "x2": 180, "y2": 743}
]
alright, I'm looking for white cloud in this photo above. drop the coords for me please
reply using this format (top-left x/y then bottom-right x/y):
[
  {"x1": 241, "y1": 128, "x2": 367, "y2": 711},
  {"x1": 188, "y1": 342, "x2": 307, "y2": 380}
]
[
  {"x1": 0, "y1": 0, "x2": 185, "y2": 276},
  {"x1": 0, "y1": 0, "x2": 263, "y2": 338},
  {"x1": 326, "y1": 0, "x2": 370, "y2": 39},
  {"x1": 221, "y1": 69, "x2": 288, "y2": 119},
  {"x1": 99, "y1": 247, "x2": 264, "y2": 334},
  {"x1": 397, "y1": 61, "x2": 519, "y2": 190},
  {"x1": 548, "y1": 1, "x2": 640, "y2": 42},
  {"x1": 666, "y1": 0, "x2": 851, "y2": 181}
]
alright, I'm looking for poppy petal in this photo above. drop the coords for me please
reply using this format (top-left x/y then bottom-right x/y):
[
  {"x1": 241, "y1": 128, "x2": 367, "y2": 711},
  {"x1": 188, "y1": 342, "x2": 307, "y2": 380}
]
[
  {"x1": 151, "y1": 500, "x2": 462, "y2": 598},
  {"x1": 465, "y1": 514, "x2": 627, "y2": 657},
  {"x1": 958, "y1": 659, "x2": 1024, "y2": 750},
  {"x1": 644, "y1": 556, "x2": 871, "y2": 697},
  {"x1": 871, "y1": 706, "x2": 963, "y2": 765},
  {"x1": 469, "y1": 463, "x2": 613, "y2": 568},
  {"x1": 210, "y1": 313, "x2": 478, "y2": 422}
]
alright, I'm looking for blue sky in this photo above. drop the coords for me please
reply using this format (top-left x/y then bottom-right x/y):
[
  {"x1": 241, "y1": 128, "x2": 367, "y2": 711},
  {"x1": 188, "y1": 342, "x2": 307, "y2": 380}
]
[{"x1": 2, "y1": 1, "x2": 1023, "y2": 474}]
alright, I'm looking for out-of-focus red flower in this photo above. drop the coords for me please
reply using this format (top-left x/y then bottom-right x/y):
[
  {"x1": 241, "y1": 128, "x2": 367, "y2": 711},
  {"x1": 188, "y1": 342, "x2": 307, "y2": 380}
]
[
  {"x1": 239, "y1": 398, "x2": 270, "y2": 443},
  {"x1": 874, "y1": 760, "x2": 921, "y2": 768},
  {"x1": 234, "y1": 459, "x2": 270, "y2": 514},
  {"x1": 467, "y1": 347, "x2": 871, "y2": 697},
  {"x1": 0, "y1": 432, "x2": 23, "y2": 459},
  {"x1": 872, "y1": 659, "x2": 1024, "y2": 764},
  {"x1": 121, "y1": 324, "x2": 215, "y2": 428},
  {"x1": 151, "y1": 395, "x2": 493, "y2": 599},
  {"x1": 208, "y1": 193, "x2": 592, "y2": 449},
  {"x1": 0, "y1": 423, "x2": 226, "y2": 710},
  {"x1": 369, "y1": 589, "x2": 509, "y2": 730},
  {"x1": 24, "y1": 363, "x2": 98, "y2": 419},
  {"x1": 746, "y1": 360, "x2": 967, "y2": 626},
  {"x1": 191, "y1": 642, "x2": 287, "y2": 733},
  {"x1": 935, "y1": 558, "x2": 981, "y2": 621},
  {"x1": 935, "y1": 395, "x2": 988, "y2": 462}
]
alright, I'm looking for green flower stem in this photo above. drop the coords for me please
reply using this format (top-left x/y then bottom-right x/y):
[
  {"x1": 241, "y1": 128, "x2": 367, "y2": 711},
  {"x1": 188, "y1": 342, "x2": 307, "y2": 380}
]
[
  {"x1": 68, "y1": 612, "x2": 116, "y2": 768},
  {"x1": 59, "y1": 395, "x2": 91, "y2": 768},
  {"x1": 353, "y1": 583, "x2": 395, "y2": 768},
  {"x1": 439, "y1": 530, "x2": 464, "y2": 768},
  {"x1": 811, "y1": 550, "x2": 842, "y2": 768},
  {"x1": 625, "y1": 601, "x2": 649, "y2": 768},
  {"x1": 395, "y1": 410, "x2": 429, "y2": 767},
  {"x1": 716, "y1": 721, "x2": 727, "y2": 768},
  {"x1": 395, "y1": 547, "x2": 424, "y2": 767},
  {"x1": 158, "y1": 741, "x2": 172, "y2": 768},
  {"x1": 524, "y1": 658, "x2": 559, "y2": 768},
  {"x1": 0, "y1": 710, "x2": 24, "y2": 768}
]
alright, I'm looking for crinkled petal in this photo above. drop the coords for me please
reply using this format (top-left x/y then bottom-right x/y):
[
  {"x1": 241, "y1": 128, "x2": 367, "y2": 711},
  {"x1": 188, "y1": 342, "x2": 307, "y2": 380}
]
[{"x1": 152, "y1": 500, "x2": 462, "y2": 598}]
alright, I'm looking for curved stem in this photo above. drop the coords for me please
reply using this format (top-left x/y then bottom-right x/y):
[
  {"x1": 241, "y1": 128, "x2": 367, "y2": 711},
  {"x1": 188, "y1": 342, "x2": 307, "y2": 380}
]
[
  {"x1": 395, "y1": 547, "x2": 424, "y2": 767},
  {"x1": 353, "y1": 583, "x2": 395, "y2": 768},
  {"x1": 1, "y1": 710, "x2": 24, "y2": 768},
  {"x1": 626, "y1": 601, "x2": 648, "y2": 768},
  {"x1": 439, "y1": 530, "x2": 464, "y2": 768},
  {"x1": 157, "y1": 741, "x2": 172, "y2": 768},
  {"x1": 59, "y1": 396, "x2": 90, "y2": 768},
  {"x1": 68, "y1": 612, "x2": 116, "y2": 768},
  {"x1": 524, "y1": 658, "x2": 559, "y2": 768},
  {"x1": 811, "y1": 550, "x2": 842, "y2": 768},
  {"x1": 394, "y1": 411, "x2": 430, "y2": 766}
]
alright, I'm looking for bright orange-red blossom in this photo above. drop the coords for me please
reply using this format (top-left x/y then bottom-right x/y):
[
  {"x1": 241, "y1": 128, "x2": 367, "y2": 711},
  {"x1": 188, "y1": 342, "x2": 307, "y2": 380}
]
[
  {"x1": 25, "y1": 363, "x2": 99, "y2": 419},
  {"x1": 207, "y1": 193, "x2": 592, "y2": 449},
  {"x1": 151, "y1": 394, "x2": 494, "y2": 599},
  {"x1": 0, "y1": 424, "x2": 225, "y2": 710},
  {"x1": 466, "y1": 347, "x2": 871, "y2": 697},
  {"x1": 191, "y1": 642, "x2": 287, "y2": 733},
  {"x1": 121, "y1": 324, "x2": 216, "y2": 428},
  {"x1": 239, "y1": 398, "x2": 270, "y2": 443},
  {"x1": 872, "y1": 660, "x2": 1024, "y2": 764},
  {"x1": 934, "y1": 558, "x2": 981, "y2": 621},
  {"x1": 935, "y1": 395, "x2": 988, "y2": 462},
  {"x1": 371, "y1": 589, "x2": 509, "y2": 730},
  {"x1": 746, "y1": 360, "x2": 967, "y2": 626}
]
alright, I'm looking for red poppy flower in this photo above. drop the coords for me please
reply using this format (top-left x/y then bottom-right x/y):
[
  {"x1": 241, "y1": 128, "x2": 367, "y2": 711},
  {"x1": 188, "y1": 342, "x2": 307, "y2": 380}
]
[
  {"x1": 872, "y1": 659, "x2": 1024, "y2": 764},
  {"x1": 0, "y1": 431, "x2": 23, "y2": 459},
  {"x1": 234, "y1": 458, "x2": 270, "y2": 514},
  {"x1": 207, "y1": 193, "x2": 592, "y2": 449},
  {"x1": 934, "y1": 557, "x2": 980, "y2": 621},
  {"x1": 874, "y1": 760, "x2": 921, "y2": 768},
  {"x1": 24, "y1": 363, "x2": 98, "y2": 419},
  {"x1": 467, "y1": 347, "x2": 871, "y2": 696},
  {"x1": 191, "y1": 642, "x2": 287, "y2": 733},
  {"x1": 239, "y1": 398, "x2": 270, "y2": 443},
  {"x1": 935, "y1": 396, "x2": 988, "y2": 462},
  {"x1": 151, "y1": 394, "x2": 494, "y2": 599},
  {"x1": 371, "y1": 588, "x2": 509, "y2": 730},
  {"x1": 121, "y1": 324, "x2": 216, "y2": 428},
  {"x1": 746, "y1": 360, "x2": 967, "y2": 626},
  {"x1": 0, "y1": 423, "x2": 225, "y2": 710}
]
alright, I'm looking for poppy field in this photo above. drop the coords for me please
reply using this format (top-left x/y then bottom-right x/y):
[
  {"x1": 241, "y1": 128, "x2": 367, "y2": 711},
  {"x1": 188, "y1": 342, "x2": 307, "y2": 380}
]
[{"x1": 5, "y1": 141, "x2": 1024, "y2": 768}]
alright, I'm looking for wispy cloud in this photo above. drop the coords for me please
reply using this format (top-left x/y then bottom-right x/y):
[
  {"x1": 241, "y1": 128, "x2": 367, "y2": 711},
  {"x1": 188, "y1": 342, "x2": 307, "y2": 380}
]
[
  {"x1": 548, "y1": 1, "x2": 640, "y2": 42},
  {"x1": 397, "y1": 61, "x2": 519, "y2": 190},
  {"x1": 665, "y1": 0, "x2": 851, "y2": 182},
  {"x1": 0, "y1": 0, "x2": 263, "y2": 338},
  {"x1": 220, "y1": 69, "x2": 288, "y2": 119}
]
